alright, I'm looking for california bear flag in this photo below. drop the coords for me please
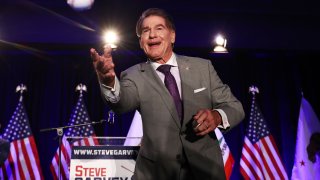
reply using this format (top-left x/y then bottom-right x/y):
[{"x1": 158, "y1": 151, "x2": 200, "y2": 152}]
[{"x1": 291, "y1": 97, "x2": 320, "y2": 180}]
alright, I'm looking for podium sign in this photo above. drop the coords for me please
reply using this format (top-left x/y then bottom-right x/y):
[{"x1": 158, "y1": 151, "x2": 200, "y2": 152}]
[{"x1": 70, "y1": 146, "x2": 139, "y2": 180}]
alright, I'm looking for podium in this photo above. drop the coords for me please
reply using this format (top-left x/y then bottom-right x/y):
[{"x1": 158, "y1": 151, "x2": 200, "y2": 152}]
[{"x1": 67, "y1": 137, "x2": 141, "y2": 180}]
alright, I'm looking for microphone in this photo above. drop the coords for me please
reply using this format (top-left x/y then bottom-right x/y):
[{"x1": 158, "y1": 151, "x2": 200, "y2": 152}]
[
  {"x1": 90, "y1": 119, "x2": 107, "y2": 125},
  {"x1": 107, "y1": 110, "x2": 115, "y2": 124},
  {"x1": 99, "y1": 119, "x2": 107, "y2": 124},
  {"x1": 66, "y1": 120, "x2": 106, "y2": 142}
]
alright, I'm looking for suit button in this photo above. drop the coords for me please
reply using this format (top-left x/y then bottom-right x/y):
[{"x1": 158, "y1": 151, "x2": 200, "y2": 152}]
[
  {"x1": 176, "y1": 154, "x2": 186, "y2": 164},
  {"x1": 176, "y1": 154, "x2": 181, "y2": 160},
  {"x1": 179, "y1": 130, "x2": 185, "y2": 135}
]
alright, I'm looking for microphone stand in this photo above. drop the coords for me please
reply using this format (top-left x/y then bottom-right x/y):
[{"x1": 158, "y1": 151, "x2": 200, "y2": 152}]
[{"x1": 40, "y1": 119, "x2": 107, "y2": 180}]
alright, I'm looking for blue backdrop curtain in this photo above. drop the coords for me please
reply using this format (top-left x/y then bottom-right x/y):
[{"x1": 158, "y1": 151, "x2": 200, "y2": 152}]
[{"x1": 1, "y1": 44, "x2": 319, "y2": 179}]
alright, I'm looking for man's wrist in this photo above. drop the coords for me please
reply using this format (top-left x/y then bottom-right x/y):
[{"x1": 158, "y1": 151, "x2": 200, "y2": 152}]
[
  {"x1": 101, "y1": 83, "x2": 116, "y2": 92},
  {"x1": 99, "y1": 76, "x2": 120, "y2": 103},
  {"x1": 213, "y1": 109, "x2": 230, "y2": 129},
  {"x1": 212, "y1": 110, "x2": 222, "y2": 126},
  {"x1": 99, "y1": 76, "x2": 115, "y2": 88}
]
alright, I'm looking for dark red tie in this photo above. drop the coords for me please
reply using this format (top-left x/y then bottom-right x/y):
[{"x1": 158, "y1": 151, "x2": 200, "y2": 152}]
[{"x1": 157, "y1": 65, "x2": 183, "y2": 121}]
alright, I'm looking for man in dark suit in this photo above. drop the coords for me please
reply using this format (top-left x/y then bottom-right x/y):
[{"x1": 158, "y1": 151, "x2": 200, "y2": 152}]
[{"x1": 91, "y1": 8, "x2": 244, "y2": 180}]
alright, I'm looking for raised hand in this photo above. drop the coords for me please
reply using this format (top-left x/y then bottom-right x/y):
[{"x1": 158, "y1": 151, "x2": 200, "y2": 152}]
[{"x1": 91, "y1": 46, "x2": 116, "y2": 87}]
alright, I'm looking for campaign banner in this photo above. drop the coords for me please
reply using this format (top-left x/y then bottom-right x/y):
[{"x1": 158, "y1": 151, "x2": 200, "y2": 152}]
[{"x1": 70, "y1": 146, "x2": 139, "y2": 180}]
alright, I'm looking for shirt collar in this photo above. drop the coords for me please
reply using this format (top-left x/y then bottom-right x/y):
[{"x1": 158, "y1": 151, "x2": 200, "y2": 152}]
[{"x1": 150, "y1": 53, "x2": 178, "y2": 70}]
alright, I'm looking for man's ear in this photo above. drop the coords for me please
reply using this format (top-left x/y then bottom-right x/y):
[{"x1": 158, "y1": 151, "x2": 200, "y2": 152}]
[{"x1": 171, "y1": 31, "x2": 176, "y2": 44}]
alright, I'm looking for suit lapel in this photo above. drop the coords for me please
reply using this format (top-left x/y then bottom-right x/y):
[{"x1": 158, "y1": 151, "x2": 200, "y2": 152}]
[
  {"x1": 140, "y1": 62, "x2": 181, "y2": 128},
  {"x1": 177, "y1": 56, "x2": 197, "y2": 127}
]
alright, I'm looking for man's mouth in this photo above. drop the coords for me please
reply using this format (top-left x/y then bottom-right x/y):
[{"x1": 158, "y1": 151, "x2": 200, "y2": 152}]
[{"x1": 148, "y1": 41, "x2": 161, "y2": 48}]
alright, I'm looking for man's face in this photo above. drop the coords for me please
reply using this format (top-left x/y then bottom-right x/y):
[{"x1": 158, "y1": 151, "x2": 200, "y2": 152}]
[{"x1": 139, "y1": 15, "x2": 175, "y2": 63}]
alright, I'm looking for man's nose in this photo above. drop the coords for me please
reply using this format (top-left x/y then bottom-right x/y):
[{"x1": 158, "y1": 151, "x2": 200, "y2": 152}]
[{"x1": 149, "y1": 29, "x2": 157, "y2": 38}]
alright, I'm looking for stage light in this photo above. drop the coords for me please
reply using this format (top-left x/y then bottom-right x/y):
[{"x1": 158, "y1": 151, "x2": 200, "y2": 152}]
[
  {"x1": 212, "y1": 34, "x2": 228, "y2": 53},
  {"x1": 103, "y1": 30, "x2": 119, "y2": 50},
  {"x1": 67, "y1": 0, "x2": 94, "y2": 11}
]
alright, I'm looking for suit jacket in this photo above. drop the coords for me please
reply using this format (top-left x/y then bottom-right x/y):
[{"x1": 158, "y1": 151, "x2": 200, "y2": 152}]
[{"x1": 105, "y1": 55, "x2": 245, "y2": 180}]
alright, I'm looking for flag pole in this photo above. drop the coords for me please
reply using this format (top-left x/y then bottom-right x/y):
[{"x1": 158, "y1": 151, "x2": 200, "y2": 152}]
[
  {"x1": 248, "y1": 85, "x2": 259, "y2": 96},
  {"x1": 248, "y1": 85, "x2": 259, "y2": 105},
  {"x1": 248, "y1": 85, "x2": 259, "y2": 113},
  {"x1": 16, "y1": 83, "x2": 27, "y2": 102},
  {"x1": 57, "y1": 129, "x2": 62, "y2": 180},
  {"x1": 76, "y1": 83, "x2": 115, "y2": 124}
]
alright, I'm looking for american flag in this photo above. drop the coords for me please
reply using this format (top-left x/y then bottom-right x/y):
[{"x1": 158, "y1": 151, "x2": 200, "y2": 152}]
[
  {"x1": 240, "y1": 94, "x2": 288, "y2": 180},
  {"x1": 50, "y1": 93, "x2": 99, "y2": 180},
  {"x1": 0, "y1": 97, "x2": 44, "y2": 179}
]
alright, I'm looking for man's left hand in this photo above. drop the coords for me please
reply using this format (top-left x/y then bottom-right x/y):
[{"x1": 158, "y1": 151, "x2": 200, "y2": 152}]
[{"x1": 193, "y1": 109, "x2": 222, "y2": 136}]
